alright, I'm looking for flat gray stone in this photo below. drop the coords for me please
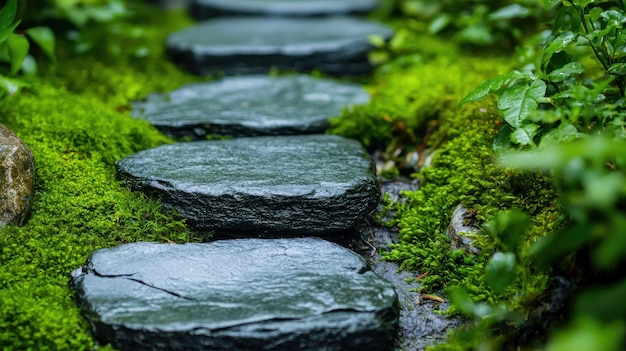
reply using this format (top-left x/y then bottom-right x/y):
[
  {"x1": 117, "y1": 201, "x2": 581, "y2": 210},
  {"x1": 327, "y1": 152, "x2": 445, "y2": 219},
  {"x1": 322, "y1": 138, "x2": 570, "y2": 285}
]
[
  {"x1": 71, "y1": 238, "x2": 399, "y2": 351},
  {"x1": 132, "y1": 75, "x2": 370, "y2": 139},
  {"x1": 167, "y1": 17, "x2": 393, "y2": 76},
  {"x1": 0, "y1": 124, "x2": 35, "y2": 228},
  {"x1": 189, "y1": 0, "x2": 380, "y2": 19},
  {"x1": 116, "y1": 135, "x2": 378, "y2": 235}
]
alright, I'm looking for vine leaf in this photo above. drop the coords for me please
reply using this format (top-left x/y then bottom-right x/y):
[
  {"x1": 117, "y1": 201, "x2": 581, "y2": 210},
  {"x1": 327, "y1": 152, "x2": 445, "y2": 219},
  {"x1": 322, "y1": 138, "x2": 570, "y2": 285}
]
[{"x1": 497, "y1": 80, "x2": 546, "y2": 128}]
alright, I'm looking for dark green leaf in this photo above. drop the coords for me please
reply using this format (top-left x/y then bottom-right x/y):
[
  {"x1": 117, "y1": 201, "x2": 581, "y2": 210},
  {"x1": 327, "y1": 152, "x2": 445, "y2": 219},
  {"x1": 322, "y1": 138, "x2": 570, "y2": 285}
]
[
  {"x1": 0, "y1": 0, "x2": 17, "y2": 29},
  {"x1": 0, "y1": 18, "x2": 19, "y2": 45},
  {"x1": 6, "y1": 33, "x2": 28, "y2": 75},
  {"x1": 542, "y1": 32, "x2": 577, "y2": 70},
  {"x1": 493, "y1": 124, "x2": 513, "y2": 152},
  {"x1": 549, "y1": 62, "x2": 585, "y2": 82},
  {"x1": 574, "y1": 279, "x2": 626, "y2": 322},
  {"x1": 543, "y1": 0, "x2": 561, "y2": 9},
  {"x1": 498, "y1": 80, "x2": 546, "y2": 128},
  {"x1": 608, "y1": 63, "x2": 626, "y2": 75},
  {"x1": 594, "y1": 215, "x2": 626, "y2": 268},
  {"x1": 539, "y1": 123, "x2": 582, "y2": 149},
  {"x1": 485, "y1": 252, "x2": 516, "y2": 293},
  {"x1": 25, "y1": 27, "x2": 56, "y2": 63},
  {"x1": 531, "y1": 224, "x2": 594, "y2": 268}
]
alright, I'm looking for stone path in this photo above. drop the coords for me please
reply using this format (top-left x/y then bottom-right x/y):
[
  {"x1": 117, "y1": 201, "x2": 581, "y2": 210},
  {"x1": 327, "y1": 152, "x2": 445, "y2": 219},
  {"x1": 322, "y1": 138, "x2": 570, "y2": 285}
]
[{"x1": 71, "y1": 2, "x2": 453, "y2": 350}]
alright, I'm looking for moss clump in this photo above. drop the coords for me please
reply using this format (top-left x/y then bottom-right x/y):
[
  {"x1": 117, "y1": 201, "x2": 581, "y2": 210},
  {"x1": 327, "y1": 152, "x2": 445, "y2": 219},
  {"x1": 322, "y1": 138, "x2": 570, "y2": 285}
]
[{"x1": 0, "y1": 8, "x2": 205, "y2": 350}]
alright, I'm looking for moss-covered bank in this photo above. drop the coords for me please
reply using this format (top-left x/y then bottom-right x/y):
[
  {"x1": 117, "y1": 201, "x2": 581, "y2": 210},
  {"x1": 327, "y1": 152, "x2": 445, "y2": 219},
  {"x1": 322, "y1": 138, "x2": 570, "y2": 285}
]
[{"x1": 0, "y1": 8, "x2": 207, "y2": 350}]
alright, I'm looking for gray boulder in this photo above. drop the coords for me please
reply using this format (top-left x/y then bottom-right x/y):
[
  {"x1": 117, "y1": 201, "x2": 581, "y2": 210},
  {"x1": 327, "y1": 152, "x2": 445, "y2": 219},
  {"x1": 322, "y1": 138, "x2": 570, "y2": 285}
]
[
  {"x1": 132, "y1": 75, "x2": 370, "y2": 139},
  {"x1": 116, "y1": 135, "x2": 379, "y2": 236},
  {"x1": 0, "y1": 124, "x2": 35, "y2": 228},
  {"x1": 167, "y1": 17, "x2": 393, "y2": 76},
  {"x1": 71, "y1": 238, "x2": 399, "y2": 351},
  {"x1": 189, "y1": 0, "x2": 380, "y2": 19},
  {"x1": 446, "y1": 204, "x2": 481, "y2": 254}
]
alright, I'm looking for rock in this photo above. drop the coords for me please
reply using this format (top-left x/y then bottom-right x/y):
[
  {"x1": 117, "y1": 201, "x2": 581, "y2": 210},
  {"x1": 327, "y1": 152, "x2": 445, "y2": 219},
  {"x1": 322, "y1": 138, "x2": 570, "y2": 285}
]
[
  {"x1": 446, "y1": 204, "x2": 481, "y2": 254},
  {"x1": 132, "y1": 75, "x2": 370, "y2": 139},
  {"x1": 167, "y1": 17, "x2": 393, "y2": 76},
  {"x1": 0, "y1": 124, "x2": 35, "y2": 228},
  {"x1": 116, "y1": 135, "x2": 379, "y2": 235},
  {"x1": 189, "y1": 0, "x2": 380, "y2": 19},
  {"x1": 71, "y1": 238, "x2": 399, "y2": 351}
]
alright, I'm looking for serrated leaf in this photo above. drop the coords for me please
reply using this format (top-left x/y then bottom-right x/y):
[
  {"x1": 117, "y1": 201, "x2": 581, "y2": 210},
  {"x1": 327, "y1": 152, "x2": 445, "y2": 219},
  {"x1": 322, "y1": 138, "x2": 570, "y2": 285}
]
[
  {"x1": 6, "y1": 33, "x2": 28, "y2": 75},
  {"x1": 459, "y1": 71, "x2": 529, "y2": 106},
  {"x1": 25, "y1": 27, "x2": 56, "y2": 63},
  {"x1": 498, "y1": 80, "x2": 547, "y2": 128},
  {"x1": 0, "y1": 0, "x2": 17, "y2": 29},
  {"x1": 549, "y1": 61, "x2": 584, "y2": 81},
  {"x1": 485, "y1": 252, "x2": 516, "y2": 293},
  {"x1": 489, "y1": 4, "x2": 531, "y2": 20},
  {"x1": 510, "y1": 124, "x2": 539, "y2": 145}
]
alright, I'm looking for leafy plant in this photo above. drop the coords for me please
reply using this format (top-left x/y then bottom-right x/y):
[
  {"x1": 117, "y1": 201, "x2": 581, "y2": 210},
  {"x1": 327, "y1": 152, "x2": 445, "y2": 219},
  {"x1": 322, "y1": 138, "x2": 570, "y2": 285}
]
[
  {"x1": 0, "y1": 0, "x2": 55, "y2": 97},
  {"x1": 460, "y1": 0, "x2": 626, "y2": 150}
]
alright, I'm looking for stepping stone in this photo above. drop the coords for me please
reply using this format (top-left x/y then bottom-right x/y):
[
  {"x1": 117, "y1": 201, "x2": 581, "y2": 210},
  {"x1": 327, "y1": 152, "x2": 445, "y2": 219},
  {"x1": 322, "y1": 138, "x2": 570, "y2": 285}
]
[
  {"x1": 71, "y1": 238, "x2": 399, "y2": 351},
  {"x1": 116, "y1": 135, "x2": 378, "y2": 235},
  {"x1": 167, "y1": 17, "x2": 393, "y2": 76},
  {"x1": 132, "y1": 75, "x2": 370, "y2": 139},
  {"x1": 189, "y1": 0, "x2": 380, "y2": 20}
]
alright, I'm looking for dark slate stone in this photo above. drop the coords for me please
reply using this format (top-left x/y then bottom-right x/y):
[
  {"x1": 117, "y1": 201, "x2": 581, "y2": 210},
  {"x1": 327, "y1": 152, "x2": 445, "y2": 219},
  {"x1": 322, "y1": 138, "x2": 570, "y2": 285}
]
[
  {"x1": 189, "y1": 0, "x2": 380, "y2": 19},
  {"x1": 71, "y1": 238, "x2": 399, "y2": 351},
  {"x1": 116, "y1": 135, "x2": 378, "y2": 235},
  {"x1": 166, "y1": 17, "x2": 393, "y2": 76},
  {"x1": 132, "y1": 75, "x2": 370, "y2": 139}
]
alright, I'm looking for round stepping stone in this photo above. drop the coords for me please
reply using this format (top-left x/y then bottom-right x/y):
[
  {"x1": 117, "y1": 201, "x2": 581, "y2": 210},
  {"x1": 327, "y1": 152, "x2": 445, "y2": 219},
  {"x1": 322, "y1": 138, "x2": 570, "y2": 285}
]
[
  {"x1": 132, "y1": 75, "x2": 370, "y2": 139},
  {"x1": 116, "y1": 135, "x2": 378, "y2": 235},
  {"x1": 189, "y1": 0, "x2": 380, "y2": 19},
  {"x1": 71, "y1": 238, "x2": 399, "y2": 351},
  {"x1": 167, "y1": 17, "x2": 393, "y2": 76}
]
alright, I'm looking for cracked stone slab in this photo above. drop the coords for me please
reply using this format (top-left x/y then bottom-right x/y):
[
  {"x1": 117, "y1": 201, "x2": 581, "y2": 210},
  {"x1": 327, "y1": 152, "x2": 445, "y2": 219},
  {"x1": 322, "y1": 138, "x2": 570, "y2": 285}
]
[
  {"x1": 167, "y1": 17, "x2": 393, "y2": 76},
  {"x1": 189, "y1": 0, "x2": 380, "y2": 19},
  {"x1": 132, "y1": 75, "x2": 370, "y2": 139},
  {"x1": 116, "y1": 135, "x2": 378, "y2": 235},
  {"x1": 71, "y1": 238, "x2": 399, "y2": 351}
]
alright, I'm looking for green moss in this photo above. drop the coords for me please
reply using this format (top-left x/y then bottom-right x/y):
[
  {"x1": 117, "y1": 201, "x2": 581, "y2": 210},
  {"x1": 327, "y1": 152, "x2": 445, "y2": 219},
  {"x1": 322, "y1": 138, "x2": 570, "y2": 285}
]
[{"x1": 0, "y1": 8, "x2": 204, "y2": 350}]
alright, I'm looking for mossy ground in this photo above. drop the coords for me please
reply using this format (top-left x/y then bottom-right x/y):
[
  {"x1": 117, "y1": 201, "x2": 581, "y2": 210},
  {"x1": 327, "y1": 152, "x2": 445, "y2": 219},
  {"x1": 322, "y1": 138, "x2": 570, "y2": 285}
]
[
  {"x1": 331, "y1": 36, "x2": 564, "y2": 349},
  {"x1": 0, "y1": 5, "x2": 565, "y2": 351},
  {"x1": 0, "y1": 8, "x2": 207, "y2": 350}
]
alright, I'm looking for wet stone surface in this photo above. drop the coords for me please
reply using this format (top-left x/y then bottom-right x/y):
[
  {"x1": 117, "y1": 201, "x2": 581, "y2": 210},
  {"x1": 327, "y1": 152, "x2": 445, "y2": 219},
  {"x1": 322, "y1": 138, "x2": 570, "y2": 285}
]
[
  {"x1": 189, "y1": 0, "x2": 380, "y2": 19},
  {"x1": 116, "y1": 135, "x2": 379, "y2": 236},
  {"x1": 167, "y1": 17, "x2": 393, "y2": 76},
  {"x1": 71, "y1": 238, "x2": 399, "y2": 351},
  {"x1": 132, "y1": 75, "x2": 370, "y2": 139}
]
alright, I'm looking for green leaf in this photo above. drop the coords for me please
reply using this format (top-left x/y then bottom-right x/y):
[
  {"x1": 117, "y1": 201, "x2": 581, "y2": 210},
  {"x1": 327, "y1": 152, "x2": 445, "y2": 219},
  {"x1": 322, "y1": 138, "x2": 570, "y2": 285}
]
[
  {"x1": 498, "y1": 80, "x2": 547, "y2": 128},
  {"x1": 0, "y1": 18, "x2": 19, "y2": 45},
  {"x1": 574, "y1": 280, "x2": 626, "y2": 323},
  {"x1": 531, "y1": 224, "x2": 594, "y2": 268},
  {"x1": 489, "y1": 4, "x2": 531, "y2": 20},
  {"x1": 549, "y1": 62, "x2": 585, "y2": 82},
  {"x1": 485, "y1": 252, "x2": 516, "y2": 293},
  {"x1": 608, "y1": 63, "x2": 626, "y2": 75},
  {"x1": 428, "y1": 14, "x2": 452, "y2": 35},
  {"x1": 459, "y1": 71, "x2": 529, "y2": 106},
  {"x1": 543, "y1": 0, "x2": 562, "y2": 9},
  {"x1": 0, "y1": 74, "x2": 27, "y2": 96},
  {"x1": 447, "y1": 287, "x2": 476, "y2": 316},
  {"x1": 25, "y1": 27, "x2": 56, "y2": 63},
  {"x1": 539, "y1": 123, "x2": 582, "y2": 149},
  {"x1": 20, "y1": 55, "x2": 37, "y2": 76},
  {"x1": 546, "y1": 317, "x2": 625, "y2": 351},
  {"x1": 600, "y1": 10, "x2": 626, "y2": 28},
  {"x1": 594, "y1": 215, "x2": 626, "y2": 268},
  {"x1": 584, "y1": 172, "x2": 624, "y2": 209},
  {"x1": 493, "y1": 124, "x2": 513, "y2": 152},
  {"x1": 0, "y1": 0, "x2": 17, "y2": 29},
  {"x1": 6, "y1": 33, "x2": 28, "y2": 75},
  {"x1": 542, "y1": 32, "x2": 577, "y2": 70},
  {"x1": 510, "y1": 124, "x2": 539, "y2": 145}
]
